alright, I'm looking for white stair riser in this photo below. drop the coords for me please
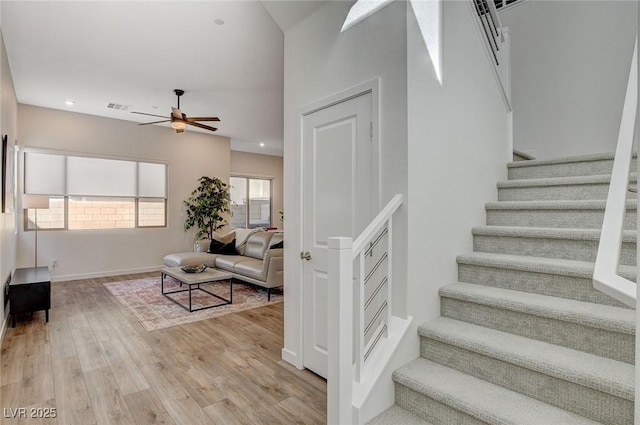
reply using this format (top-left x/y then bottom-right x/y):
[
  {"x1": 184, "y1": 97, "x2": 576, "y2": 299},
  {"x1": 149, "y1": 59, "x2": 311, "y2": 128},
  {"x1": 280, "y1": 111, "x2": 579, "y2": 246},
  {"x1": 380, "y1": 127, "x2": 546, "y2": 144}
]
[
  {"x1": 420, "y1": 337, "x2": 632, "y2": 425},
  {"x1": 440, "y1": 298, "x2": 634, "y2": 364}
]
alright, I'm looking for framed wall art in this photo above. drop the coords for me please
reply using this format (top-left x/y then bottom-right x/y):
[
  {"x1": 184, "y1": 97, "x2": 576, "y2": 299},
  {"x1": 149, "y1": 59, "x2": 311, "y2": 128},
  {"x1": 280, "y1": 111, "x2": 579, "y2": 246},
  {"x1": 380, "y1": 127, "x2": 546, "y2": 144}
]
[{"x1": 2, "y1": 135, "x2": 15, "y2": 213}]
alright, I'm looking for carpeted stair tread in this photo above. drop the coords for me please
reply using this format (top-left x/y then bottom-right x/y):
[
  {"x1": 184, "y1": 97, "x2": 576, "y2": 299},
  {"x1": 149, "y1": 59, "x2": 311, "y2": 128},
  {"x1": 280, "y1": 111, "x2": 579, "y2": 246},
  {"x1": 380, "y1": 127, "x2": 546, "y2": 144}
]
[
  {"x1": 367, "y1": 405, "x2": 434, "y2": 425},
  {"x1": 485, "y1": 199, "x2": 637, "y2": 211},
  {"x1": 393, "y1": 358, "x2": 601, "y2": 425},
  {"x1": 498, "y1": 173, "x2": 636, "y2": 189},
  {"x1": 439, "y1": 282, "x2": 635, "y2": 334},
  {"x1": 472, "y1": 225, "x2": 636, "y2": 242},
  {"x1": 456, "y1": 251, "x2": 636, "y2": 281},
  {"x1": 418, "y1": 317, "x2": 634, "y2": 400},
  {"x1": 507, "y1": 152, "x2": 616, "y2": 169}
]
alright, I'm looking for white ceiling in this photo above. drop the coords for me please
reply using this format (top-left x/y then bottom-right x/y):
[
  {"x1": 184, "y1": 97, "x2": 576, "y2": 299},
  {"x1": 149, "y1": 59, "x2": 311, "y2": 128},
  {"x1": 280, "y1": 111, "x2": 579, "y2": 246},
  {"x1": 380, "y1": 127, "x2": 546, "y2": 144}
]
[{"x1": 1, "y1": 1, "x2": 301, "y2": 156}]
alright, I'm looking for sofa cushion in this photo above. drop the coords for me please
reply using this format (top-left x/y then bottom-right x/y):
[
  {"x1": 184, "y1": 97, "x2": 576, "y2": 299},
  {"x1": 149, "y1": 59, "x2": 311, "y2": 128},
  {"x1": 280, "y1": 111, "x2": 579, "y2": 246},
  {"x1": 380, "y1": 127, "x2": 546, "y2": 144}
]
[
  {"x1": 243, "y1": 232, "x2": 274, "y2": 260},
  {"x1": 215, "y1": 255, "x2": 247, "y2": 272},
  {"x1": 163, "y1": 252, "x2": 218, "y2": 268},
  {"x1": 234, "y1": 258, "x2": 267, "y2": 280}
]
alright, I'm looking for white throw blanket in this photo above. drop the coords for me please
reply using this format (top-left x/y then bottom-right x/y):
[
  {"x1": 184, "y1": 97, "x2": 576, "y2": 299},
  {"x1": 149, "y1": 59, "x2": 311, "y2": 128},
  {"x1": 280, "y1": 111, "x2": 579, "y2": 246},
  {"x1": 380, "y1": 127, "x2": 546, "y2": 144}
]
[{"x1": 234, "y1": 228, "x2": 265, "y2": 253}]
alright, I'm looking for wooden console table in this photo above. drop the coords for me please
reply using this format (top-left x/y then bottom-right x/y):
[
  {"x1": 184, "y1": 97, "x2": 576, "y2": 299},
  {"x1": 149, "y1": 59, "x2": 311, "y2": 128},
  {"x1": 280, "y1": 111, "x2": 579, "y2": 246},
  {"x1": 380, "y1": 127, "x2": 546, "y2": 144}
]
[{"x1": 9, "y1": 266, "x2": 51, "y2": 327}]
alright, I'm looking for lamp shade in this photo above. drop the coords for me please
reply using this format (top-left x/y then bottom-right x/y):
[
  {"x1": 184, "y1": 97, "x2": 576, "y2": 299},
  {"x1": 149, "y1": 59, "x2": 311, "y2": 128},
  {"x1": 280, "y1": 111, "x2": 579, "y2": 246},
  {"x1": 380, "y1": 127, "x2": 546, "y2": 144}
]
[
  {"x1": 171, "y1": 120, "x2": 186, "y2": 130},
  {"x1": 23, "y1": 194, "x2": 50, "y2": 210}
]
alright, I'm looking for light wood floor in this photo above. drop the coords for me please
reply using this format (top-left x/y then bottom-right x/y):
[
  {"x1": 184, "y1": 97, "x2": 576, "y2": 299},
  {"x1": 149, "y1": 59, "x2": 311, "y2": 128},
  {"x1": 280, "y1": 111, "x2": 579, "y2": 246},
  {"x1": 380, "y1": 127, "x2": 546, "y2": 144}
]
[{"x1": 0, "y1": 272, "x2": 326, "y2": 425}]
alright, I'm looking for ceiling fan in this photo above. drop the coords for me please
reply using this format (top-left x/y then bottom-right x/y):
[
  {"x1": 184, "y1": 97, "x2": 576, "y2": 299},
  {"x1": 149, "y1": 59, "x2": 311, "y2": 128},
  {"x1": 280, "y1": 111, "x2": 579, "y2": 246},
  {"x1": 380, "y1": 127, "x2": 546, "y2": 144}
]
[{"x1": 132, "y1": 89, "x2": 220, "y2": 133}]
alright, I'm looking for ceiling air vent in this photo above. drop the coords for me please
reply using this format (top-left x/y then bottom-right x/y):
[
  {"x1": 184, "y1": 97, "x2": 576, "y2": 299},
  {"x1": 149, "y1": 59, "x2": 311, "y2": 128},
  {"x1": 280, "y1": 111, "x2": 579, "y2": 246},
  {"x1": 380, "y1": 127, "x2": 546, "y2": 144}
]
[{"x1": 106, "y1": 103, "x2": 130, "y2": 111}]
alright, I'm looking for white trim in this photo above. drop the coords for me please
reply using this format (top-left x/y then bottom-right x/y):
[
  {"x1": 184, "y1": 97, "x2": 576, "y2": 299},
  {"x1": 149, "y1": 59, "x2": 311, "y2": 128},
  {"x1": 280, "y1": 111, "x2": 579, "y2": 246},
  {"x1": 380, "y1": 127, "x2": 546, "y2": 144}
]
[
  {"x1": 22, "y1": 146, "x2": 168, "y2": 166},
  {"x1": 292, "y1": 78, "x2": 381, "y2": 373},
  {"x1": 51, "y1": 265, "x2": 162, "y2": 282},
  {"x1": 281, "y1": 348, "x2": 304, "y2": 369}
]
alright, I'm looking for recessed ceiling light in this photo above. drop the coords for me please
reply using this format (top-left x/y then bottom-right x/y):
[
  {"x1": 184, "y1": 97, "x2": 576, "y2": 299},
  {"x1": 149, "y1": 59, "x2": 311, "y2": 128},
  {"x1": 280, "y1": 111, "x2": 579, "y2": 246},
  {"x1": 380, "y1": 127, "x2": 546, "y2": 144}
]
[
  {"x1": 215, "y1": 19, "x2": 225, "y2": 25},
  {"x1": 259, "y1": 142, "x2": 265, "y2": 147},
  {"x1": 65, "y1": 100, "x2": 75, "y2": 106}
]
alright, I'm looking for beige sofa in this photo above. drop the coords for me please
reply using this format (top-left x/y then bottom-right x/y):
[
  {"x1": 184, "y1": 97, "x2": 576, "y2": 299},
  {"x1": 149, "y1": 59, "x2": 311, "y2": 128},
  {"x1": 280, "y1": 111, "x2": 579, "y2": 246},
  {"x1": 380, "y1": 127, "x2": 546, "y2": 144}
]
[{"x1": 163, "y1": 231, "x2": 283, "y2": 300}]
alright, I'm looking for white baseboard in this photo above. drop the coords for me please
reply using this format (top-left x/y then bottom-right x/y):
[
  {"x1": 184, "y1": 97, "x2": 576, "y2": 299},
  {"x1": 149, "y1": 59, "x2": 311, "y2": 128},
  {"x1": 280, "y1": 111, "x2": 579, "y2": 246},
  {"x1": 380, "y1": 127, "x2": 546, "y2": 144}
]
[
  {"x1": 281, "y1": 347, "x2": 304, "y2": 369},
  {"x1": 51, "y1": 265, "x2": 163, "y2": 282}
]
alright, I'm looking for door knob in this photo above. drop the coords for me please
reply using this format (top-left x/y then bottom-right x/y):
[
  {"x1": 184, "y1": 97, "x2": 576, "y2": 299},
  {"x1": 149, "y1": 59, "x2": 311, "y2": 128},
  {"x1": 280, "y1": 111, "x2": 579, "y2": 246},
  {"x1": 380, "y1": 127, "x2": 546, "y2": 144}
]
[{"x1": 300, "y1": 251, "x2": 312, "y2": 261}]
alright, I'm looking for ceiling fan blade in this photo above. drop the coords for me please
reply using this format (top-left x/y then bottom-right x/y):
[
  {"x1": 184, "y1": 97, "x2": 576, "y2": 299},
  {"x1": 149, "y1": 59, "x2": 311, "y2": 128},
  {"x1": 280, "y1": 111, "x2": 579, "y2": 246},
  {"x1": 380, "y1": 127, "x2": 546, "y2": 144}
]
[
  {"x1": 185, "y1": 121, "x2": 218, "y2": 132},
  {"x1": 138, "y1": 120, "x2": 171, "y2": 126},
  {"x1": 171, "y1": 107, "x2": 183, "y2": 120},
  {"x1": 185, "y1": 117, "x2": 220, "y2": 122},
  {"x1": 131, "y1": 111, "x2": 170, "y2": 119}
]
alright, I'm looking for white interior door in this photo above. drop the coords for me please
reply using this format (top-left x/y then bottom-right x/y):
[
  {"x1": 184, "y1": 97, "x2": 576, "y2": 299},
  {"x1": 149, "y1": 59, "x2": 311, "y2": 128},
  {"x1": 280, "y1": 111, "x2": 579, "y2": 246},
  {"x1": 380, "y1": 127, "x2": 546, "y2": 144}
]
[{"x1": 302, "y1": 92, "x2": 373, "y2": 378}]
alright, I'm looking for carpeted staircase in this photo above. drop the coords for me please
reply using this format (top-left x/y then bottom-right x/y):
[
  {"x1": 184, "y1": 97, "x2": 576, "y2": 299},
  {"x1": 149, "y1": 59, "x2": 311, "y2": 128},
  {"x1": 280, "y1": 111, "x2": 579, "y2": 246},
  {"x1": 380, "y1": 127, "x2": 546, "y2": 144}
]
[{"x1": 369, "y1": 153, "x2": 636, "y2": 425}]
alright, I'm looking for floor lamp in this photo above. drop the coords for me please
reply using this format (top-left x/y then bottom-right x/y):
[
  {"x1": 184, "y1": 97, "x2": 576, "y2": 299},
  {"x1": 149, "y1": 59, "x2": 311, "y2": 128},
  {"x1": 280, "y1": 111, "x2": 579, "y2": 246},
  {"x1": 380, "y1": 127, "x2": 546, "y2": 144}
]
[{"x1": 23, "y1": 194, "x2": 50, "y2": 268}]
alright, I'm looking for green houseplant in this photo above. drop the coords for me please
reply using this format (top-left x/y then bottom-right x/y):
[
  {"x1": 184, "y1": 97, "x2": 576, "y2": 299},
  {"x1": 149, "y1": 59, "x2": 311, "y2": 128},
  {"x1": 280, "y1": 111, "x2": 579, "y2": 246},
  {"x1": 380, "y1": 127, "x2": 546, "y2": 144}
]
[{"x1": 183, "y1": 176, "x2": 231, "y2": 241}]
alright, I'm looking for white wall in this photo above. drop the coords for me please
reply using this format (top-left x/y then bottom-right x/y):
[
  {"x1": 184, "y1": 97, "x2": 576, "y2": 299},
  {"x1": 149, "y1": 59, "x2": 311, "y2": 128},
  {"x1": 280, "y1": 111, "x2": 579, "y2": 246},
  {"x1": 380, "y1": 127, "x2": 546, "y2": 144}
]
[
  {"x1": 17, "y1": 105, "x2": 231, "y2": 281},
  {"x1": 282, "y1": 0, "x2": 408, "y2": 370},
  {"x1": 0, "y1": 28, "x2": 19, "y2": 337},
  {"x1": 500, "y1": 0, "x2": 637, "y2": 160},
  {"x1": 407, "y1": 0, "x2": 509, "y2": 355}
]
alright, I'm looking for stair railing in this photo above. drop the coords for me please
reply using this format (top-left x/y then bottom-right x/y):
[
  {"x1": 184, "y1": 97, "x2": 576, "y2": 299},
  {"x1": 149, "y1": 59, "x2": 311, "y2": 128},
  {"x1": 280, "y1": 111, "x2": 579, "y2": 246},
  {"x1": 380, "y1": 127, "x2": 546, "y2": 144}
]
[
  {"x1": 593, "y1": 38, "x2": 637, "y2": 309},
  {"x1": 327, "y1": 194, "x2": 408, "y2": 424},
  {"x1": 470, "y1": 0, "x2": 511, "y2": 112}
]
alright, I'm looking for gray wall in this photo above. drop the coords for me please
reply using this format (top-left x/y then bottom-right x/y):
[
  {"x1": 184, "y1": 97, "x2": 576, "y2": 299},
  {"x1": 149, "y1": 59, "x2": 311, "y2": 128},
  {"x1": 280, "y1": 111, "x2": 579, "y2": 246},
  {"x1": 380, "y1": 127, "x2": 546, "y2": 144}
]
[{"x1": 500, "y1": 0, "x2": 637, "y2": 160}]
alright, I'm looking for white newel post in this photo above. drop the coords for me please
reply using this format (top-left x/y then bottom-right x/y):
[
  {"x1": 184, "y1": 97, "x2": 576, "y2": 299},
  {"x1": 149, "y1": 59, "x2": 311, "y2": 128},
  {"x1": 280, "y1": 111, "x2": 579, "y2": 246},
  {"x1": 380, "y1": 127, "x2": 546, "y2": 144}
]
[{"x1": 327, "y1": 236, "x2": 354, "y2": 425}]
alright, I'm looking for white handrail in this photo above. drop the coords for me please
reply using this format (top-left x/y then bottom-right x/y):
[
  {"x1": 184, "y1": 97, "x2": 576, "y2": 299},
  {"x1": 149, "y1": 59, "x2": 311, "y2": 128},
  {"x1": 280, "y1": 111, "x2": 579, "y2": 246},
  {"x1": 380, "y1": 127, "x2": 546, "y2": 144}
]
[
  {"x1": 352, "y1": 194, "x2": 403, "y2": 256},
  {"x1": 593, "y1": 38, "x2": 637, "y2": 308},
  {"x1": 327, "y1": 194, "x2": 404, "y2": 425}
]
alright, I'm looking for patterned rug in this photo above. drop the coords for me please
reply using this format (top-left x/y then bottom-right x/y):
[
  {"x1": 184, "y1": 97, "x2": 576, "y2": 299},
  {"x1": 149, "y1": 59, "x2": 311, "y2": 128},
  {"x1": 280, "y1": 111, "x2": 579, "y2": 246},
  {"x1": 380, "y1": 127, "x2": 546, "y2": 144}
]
[{"x1": 103, "y1": 275, "x2": 282, "y2": 331}]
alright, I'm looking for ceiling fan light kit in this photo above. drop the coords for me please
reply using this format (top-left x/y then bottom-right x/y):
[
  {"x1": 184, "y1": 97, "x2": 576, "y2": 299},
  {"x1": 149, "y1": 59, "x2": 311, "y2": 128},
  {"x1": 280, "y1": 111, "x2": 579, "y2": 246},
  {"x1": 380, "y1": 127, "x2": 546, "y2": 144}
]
[{"x1": 132, "y1": 89, "x2": 220, "y2": 134}]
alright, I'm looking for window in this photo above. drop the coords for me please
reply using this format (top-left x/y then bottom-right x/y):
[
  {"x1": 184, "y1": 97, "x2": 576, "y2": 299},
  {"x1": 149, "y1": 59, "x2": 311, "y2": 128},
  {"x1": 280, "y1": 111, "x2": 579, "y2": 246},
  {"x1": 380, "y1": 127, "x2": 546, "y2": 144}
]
[
  {"x1": 23, "y1": 151, "x2": 167, "y2": 231},
  {"x1": 230, "y1": 176, "x2": 272, "y2": 230}
]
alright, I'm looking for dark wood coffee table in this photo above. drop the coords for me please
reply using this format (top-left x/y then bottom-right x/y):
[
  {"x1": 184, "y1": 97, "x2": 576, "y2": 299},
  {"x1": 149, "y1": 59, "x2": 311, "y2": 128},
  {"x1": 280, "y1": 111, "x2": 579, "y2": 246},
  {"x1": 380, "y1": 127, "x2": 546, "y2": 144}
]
[{"x1": 161, "y1": 267, "x2": 233, "y2": 312}]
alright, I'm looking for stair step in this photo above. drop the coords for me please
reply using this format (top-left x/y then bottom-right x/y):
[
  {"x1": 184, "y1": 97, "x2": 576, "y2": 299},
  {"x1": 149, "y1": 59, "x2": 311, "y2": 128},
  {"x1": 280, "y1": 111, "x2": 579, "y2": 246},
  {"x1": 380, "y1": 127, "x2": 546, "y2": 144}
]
[
  {"x1": 367, "y1": 405, "x2": 434, "y2": 425},
  {"x1": 507, "y1": 152, "x2": 621, "y2": 180},
  {"x1": 393, "y1": 358, "x2": 601, "y2": 425},
  {"x1": 419, "y1": 318, "x2": 634, "y2": 424},
  {"x1": 485, "y1": 199, "x2": 637, "y2": 229},
  {"x1": 439, "y1": 282, "x2": 635, "y2": 363},
  {"x1": 497, "y1": 173, "x2": 637, "y2": 201},
  {"x1": 457, "y1": 252, "x2": 634, "y2": 307},
  {"x1": 472, "y1": 225, "x2": 636, "y2": 265}
]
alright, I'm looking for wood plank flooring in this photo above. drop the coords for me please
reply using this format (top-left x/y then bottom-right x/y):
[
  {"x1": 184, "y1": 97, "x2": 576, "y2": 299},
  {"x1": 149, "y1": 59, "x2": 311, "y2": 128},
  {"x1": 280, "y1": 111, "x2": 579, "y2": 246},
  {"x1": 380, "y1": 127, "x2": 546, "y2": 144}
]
[{"x1": 0, "y1": 273, "x2": 326, "y2": 424}]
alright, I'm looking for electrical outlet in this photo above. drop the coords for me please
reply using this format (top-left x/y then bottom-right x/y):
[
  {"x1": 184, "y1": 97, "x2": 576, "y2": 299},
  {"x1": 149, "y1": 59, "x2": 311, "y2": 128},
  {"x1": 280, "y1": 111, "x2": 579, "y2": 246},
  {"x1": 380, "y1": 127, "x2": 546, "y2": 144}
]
[{"x1": 52, "y1": 260, "x2": 58, "y2": 269}]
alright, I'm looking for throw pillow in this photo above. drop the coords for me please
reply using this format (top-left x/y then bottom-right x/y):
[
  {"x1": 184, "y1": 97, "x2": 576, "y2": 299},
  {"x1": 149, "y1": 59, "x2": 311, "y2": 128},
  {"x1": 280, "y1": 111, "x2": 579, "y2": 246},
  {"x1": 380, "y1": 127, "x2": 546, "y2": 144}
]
[
  {"x1": 211, "y1": 239, "x2": 237, "y2": 255},
  {"x1": 207, "y1": 239, "x2": 225, "y2": 253}
]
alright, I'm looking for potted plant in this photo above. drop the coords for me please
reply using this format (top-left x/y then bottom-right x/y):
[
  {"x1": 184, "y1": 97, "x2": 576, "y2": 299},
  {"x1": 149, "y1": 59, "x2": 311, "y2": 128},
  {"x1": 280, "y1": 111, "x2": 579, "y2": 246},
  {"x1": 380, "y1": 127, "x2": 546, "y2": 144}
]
[{"x1": 183, "y1": 176, "x2": 231, "y2": 242}]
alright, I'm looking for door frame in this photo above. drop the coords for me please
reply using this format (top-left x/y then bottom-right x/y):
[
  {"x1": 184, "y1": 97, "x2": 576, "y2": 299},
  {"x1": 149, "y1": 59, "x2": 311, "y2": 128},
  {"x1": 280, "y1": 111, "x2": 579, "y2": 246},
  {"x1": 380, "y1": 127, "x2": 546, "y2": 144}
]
[{"x1": 282, "y1": 78, "x2": 380, "y2": 371}]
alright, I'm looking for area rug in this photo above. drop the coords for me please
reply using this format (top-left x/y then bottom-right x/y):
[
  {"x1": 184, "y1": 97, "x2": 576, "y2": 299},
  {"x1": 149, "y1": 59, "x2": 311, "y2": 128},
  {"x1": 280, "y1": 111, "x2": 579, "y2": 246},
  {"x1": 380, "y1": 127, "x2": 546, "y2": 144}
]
[{"x1": 103, "y1": 276, "x2": 282, "y2": 331}]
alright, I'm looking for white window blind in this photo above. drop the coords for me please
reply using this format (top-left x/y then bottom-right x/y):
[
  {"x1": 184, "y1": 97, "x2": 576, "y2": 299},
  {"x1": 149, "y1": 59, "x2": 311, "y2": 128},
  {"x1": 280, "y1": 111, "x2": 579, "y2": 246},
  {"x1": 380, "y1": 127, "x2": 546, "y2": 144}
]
[
  {"x1": 24, "y1": 151, "x2": 167, "y2": 198},
  {"x1": 67, "y1": 156, "x2": 137, "y2": 197},
  {"x1": 24, "y1": 152, "x2": 66, "y2": 195},
  {"x1": 138, "y1": 162, "x2": 167, "y2": 198}
]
